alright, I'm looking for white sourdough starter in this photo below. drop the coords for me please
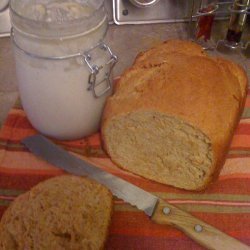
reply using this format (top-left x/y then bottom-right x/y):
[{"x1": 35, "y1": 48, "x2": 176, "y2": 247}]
[{"x1": 12, "y1": 0, "x2": 111, "y2": 140}]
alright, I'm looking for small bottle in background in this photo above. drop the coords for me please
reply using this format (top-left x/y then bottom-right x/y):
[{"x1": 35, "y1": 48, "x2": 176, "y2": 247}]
[
  {"x1": 226, "y1": 0, "x2": 250, "y2": 44},
  {"x1": 195, "y1": 0, "x2": 218, "y2": 42}
]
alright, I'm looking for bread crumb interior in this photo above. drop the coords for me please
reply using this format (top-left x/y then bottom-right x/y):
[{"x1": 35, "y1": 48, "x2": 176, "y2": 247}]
[{"x1": 106, "y1": 111, "x2": 213, "y2": 190}]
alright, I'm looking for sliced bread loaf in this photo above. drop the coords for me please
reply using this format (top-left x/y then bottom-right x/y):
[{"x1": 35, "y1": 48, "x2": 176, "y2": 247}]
[
  {"x1": 0, "y1": 175, "x2": 113, "y2": 250},
  {"x1": 101, "y1": 39, "x2": 248, "y2": 191}
]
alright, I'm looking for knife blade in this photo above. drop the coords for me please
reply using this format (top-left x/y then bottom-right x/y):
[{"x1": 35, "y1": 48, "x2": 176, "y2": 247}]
[
  {"x1": 22, "y1": 135, "x2": 250, "y2": 250},
  {"x1": 22, "y1": 134, "x2": 158, "y2": 216}
]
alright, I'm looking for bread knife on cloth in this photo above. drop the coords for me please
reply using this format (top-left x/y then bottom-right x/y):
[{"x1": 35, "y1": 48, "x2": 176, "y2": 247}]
[{"x1": 22, "y1": 135, "x2": 249, "y2": 250}]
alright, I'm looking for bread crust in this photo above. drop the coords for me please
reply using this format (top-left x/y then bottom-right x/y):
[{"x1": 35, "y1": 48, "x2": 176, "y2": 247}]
[
  {"x1": 101, "y1": 39, "x2": 248, "y2": 190},
  {"x1": 0, "y1": 175, "x2": 113, "y2": 250},
  {"x1": 133, "y1": 39, "x2": 206, "y2": 68}
]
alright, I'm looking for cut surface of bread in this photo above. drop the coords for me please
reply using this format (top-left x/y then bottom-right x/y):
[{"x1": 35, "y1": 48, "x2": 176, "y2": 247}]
[
  {"x1": 101, "y1": 39, "x2": 248, "y2": 191},
  {"x1": 105, "y1": 111, "x2": 212, "y2": 190},
  {"x1": 0, "y1": 175, "x2": 113, "y2": 250}
]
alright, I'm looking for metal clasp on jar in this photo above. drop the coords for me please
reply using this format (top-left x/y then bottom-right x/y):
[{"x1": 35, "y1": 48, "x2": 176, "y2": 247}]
[{"x1": 83, "y1": 42, "x2": 118, "y2": 98}]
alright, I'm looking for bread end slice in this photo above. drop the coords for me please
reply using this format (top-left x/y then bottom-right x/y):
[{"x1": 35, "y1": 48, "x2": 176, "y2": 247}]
[{"x1": 0, "y1": 175, "x2": 113, "y2": 250}]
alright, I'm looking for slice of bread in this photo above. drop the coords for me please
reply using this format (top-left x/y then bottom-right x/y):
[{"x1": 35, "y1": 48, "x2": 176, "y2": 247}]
[
  {"x1": 0, "y1": 175, "x2": 113, "y2": 250},
  {"x1": 101, "y1": 39, "x2": 248, "y2": 191}
]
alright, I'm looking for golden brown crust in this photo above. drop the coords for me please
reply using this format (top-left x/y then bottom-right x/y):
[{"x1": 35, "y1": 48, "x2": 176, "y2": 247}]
[
  {"x1": 133, "y1": 39, "x2": 207, "y2": 68},
  {"x1": 0, "y1": 175, "x2": 113, "y2": 250},
  {"x1": 215, "y1": 57, "x2": 248, "y2": 108},
  {"x1": 101, "y1": 39, "x2": 248, "y2": 190}
]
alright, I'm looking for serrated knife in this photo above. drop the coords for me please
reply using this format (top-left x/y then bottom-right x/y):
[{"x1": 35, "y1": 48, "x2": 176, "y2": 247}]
[{"x1": 22, "y1": 135, "x2": 249, "y2": 250}]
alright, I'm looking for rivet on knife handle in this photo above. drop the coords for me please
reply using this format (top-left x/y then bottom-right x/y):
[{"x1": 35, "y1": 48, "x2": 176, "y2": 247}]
[{"x1": 152, "y1": 199, "x2": 250, "y2": 250}]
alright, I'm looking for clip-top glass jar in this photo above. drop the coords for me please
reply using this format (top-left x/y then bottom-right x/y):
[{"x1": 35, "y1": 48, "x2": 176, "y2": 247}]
[{"x1": 10, "y1": 0, "x2": 117, "y2": 140}]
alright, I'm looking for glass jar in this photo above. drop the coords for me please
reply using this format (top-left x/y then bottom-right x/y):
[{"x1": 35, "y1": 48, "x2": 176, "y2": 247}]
[{"x1": 10, "y1": 0, "x2": 117, "y2": 140}]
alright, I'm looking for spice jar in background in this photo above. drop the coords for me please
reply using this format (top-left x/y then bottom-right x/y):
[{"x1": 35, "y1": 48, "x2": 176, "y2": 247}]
[{"x1": 10, "y1": 0, "x2": 117, "y2": 140}]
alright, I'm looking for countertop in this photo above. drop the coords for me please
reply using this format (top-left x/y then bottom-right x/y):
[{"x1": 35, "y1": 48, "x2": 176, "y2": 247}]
[{"x1": 0, "y1": 21, "x2": 249, "y2": 127}]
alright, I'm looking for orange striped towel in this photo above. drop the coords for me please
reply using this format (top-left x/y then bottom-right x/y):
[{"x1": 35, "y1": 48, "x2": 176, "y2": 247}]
[{"x1": 1, "y1": 96, "x2": 250, "y2": 249}]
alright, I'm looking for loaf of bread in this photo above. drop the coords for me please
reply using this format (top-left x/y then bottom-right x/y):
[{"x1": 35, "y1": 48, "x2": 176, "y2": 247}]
[
  {"x1": 0, "y1": 175, "x2": 113, "y2": 250},
  {"x1": 101, "y1": 39, "x2": 248, "y2": 191}
]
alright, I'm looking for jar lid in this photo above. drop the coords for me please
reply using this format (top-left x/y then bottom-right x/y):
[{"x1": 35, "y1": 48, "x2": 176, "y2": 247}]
[{"x1": 10, "y1": 0, "x2": 107, "y2": 38}]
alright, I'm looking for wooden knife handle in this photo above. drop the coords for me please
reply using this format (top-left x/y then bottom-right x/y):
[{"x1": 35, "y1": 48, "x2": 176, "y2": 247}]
[{"x1": 151, "y1": 199, "x2": 250, "y2": 250}]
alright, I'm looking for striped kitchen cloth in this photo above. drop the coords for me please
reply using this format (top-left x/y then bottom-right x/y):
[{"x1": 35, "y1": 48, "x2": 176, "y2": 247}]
[{"x1": 0, "y1": 93, "x2": 250, "y2": 249}]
